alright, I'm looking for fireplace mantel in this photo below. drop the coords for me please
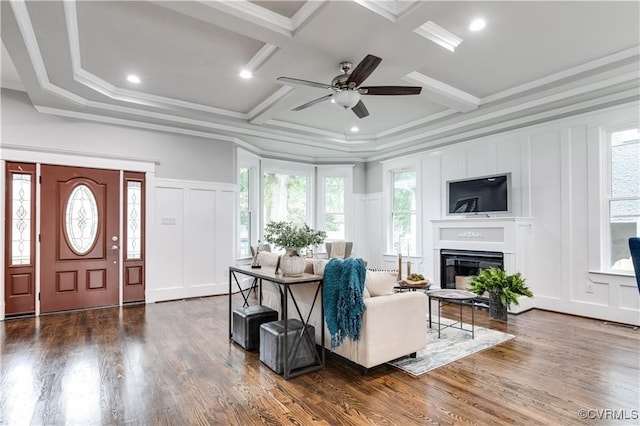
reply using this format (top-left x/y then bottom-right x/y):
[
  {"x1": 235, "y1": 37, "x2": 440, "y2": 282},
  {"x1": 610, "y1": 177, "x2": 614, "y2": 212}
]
[{"x1": 432, "y1": 217, "x2": 534, "y2": 313}]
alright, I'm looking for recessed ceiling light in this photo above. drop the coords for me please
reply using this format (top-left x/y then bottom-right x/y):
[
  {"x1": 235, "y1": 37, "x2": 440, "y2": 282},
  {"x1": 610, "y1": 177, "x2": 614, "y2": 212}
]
[
  {"x1": 239, "y1": 69, "x2": 253, "y2": 79},
  {"x1": 350, "y1": 126, "x2": 359, "y2": 132},
  {"x1": 469, "y1": 18, "x2": 486, "y2": 32},
  {"x1": 331, "y1": 98, "x2": 336, "y2": 103},
  {"x1": 127, "y1": 74, "x2": 141, "y2": 84}
]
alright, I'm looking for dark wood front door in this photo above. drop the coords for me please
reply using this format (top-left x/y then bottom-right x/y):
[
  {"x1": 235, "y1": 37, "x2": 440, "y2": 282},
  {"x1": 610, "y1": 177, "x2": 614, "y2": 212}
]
[{"x1": 40, "y1": 165, "x2": 120, "y2": 313}]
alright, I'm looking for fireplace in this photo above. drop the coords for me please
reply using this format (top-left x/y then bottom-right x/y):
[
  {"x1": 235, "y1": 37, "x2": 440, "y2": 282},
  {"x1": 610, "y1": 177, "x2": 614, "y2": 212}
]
[
  {"x1": 432, "y1": 218, "x2": 533, "y2": 313},
  {"x1": 440, "y1": 249, "x2": 504, "y2": 290}
]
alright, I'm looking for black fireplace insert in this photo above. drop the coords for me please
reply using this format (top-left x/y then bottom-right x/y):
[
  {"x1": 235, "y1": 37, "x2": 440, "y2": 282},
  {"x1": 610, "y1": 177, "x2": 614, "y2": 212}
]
[{"x1": 440, "y1": 249, "x2": 504, "y2": 297}]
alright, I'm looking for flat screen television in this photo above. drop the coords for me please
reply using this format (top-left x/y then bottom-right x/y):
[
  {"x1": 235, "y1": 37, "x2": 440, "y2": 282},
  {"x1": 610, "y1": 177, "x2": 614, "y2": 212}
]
[{"x1": 447, "y1": 173, "x2": 511, "y2": 215}]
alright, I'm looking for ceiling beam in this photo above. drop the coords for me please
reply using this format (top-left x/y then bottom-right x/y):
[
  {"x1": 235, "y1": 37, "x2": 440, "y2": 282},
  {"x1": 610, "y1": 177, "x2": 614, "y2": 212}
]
[{"x1": 403, "y1": 71, "x2": 480, "y2": 113}]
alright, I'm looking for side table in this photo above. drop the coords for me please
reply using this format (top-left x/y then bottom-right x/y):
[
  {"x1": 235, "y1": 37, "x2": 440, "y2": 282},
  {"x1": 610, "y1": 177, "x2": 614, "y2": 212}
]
[{"x1": 426, "y1": 289, "x2": 477, "y2": 339}]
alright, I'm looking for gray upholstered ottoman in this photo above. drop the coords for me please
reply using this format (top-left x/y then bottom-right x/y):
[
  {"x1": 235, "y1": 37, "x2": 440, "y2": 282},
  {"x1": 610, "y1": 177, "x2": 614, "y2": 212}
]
[
  {"x1": 232, "y1": 305, "x2": 278, "y2": 351},
  {"x1": 260, "y1": 319, "x2": 316, "y2": 374}
]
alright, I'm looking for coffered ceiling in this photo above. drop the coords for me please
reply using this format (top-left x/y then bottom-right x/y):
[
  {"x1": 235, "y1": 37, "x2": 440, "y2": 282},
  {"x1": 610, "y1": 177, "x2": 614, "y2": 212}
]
[{"x1": 2, "y1": 1, "x2": 639, "y2": 162}]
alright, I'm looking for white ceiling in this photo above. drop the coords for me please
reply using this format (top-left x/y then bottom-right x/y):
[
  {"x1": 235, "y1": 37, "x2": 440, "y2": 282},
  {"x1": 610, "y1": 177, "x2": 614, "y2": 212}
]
[{"x1": 1, "y1": 1, "x2": 639, "y2": 162}]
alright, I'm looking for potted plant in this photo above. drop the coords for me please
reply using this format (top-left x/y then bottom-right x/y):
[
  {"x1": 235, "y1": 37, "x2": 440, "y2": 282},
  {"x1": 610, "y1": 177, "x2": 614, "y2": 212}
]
[
  {"x1": 263, "y1": 221, "x2": 326, "y2": 276},
  {"x1": 468, "y1": 267, "x2": 533, "y2": 321}
]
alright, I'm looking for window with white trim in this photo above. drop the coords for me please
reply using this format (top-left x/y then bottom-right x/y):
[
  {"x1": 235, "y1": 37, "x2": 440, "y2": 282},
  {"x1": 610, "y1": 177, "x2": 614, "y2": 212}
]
[
  {"x1": 607, "y1": 127, "x2": 640, "y2": 272},
  {"x1": 391, "y1": 169, "x2": 417, "y2": 256},
  {"x1": 323, "y1": 176, "x2": 345, "y2": 240},
  {"x1": 238, "y1": 167, "x2": 252, "y2": 258},
  {"x1": 237, "y1": 149, "x2": 259, "y2": 258},
  {"x1": 263, "y1": 169, "x2": 311, "y2": 227}
]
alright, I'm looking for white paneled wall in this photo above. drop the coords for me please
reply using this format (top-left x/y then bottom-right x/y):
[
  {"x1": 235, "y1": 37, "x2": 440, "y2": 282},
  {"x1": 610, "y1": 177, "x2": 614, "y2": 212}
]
[
  {"x1": 365, "y1": 102, "x2": 639, "y2": 325},
  {"x1": 147, "y1": 179, "x2": 235, "y2": 302}
]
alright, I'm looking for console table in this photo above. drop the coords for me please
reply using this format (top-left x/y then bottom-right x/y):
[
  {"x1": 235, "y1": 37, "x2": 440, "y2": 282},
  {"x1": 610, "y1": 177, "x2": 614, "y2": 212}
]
[{"x1": 228, "y1": 265, "x2": 325, "y2": 379}]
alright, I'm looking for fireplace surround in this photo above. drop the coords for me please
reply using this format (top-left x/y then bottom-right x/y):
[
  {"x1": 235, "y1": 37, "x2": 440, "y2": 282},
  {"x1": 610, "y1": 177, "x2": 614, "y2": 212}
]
[{"x1": 432, "y1": 217, "x2": 534, "y2": 313}]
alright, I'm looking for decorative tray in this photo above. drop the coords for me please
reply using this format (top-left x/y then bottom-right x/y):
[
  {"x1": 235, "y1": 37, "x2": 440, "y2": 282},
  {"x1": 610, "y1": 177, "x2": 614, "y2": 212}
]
[{"x1": 401, "y1": 278, "x2": 430, "y2": 287}]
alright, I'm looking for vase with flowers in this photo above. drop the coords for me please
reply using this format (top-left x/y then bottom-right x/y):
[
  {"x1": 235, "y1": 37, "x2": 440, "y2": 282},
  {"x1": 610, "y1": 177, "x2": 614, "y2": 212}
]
[{"x1": 263, "y1": 221, "x2": 326, "y2": 276}]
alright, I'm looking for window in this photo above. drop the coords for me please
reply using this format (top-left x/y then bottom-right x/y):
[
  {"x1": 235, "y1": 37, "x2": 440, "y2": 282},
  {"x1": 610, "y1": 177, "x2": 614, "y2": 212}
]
[
  {"x1": 126, "y1": 180, "x2": 143, "y2": 260},
  {"x1": 10, "y1": 172, "x2": 34, "y2": 265},
  {"x1": 607, "y1": 127, "x2": 640, "y2": 272},
  {"x1": 323, "y1": 176, "x2": 345, "y2": 240},
  {"x1": 238, "y1": 167, "x2": 251, "y2": 258},
  {"x1": 392, "y1": 170, "x2": 417, "y2": 256},
  {"x1": 263, "y1": 171, "x2": 309, "y2": 226}
]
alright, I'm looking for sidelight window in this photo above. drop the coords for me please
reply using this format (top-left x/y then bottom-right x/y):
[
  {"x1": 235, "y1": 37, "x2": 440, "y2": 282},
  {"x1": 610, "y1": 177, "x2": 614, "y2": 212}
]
[
  {"x1": 127, "y1": 181, "x2": 142, "y2": 260},
  {"x1": 11, "y1": 174, "x2": 32, "y2": 265}
]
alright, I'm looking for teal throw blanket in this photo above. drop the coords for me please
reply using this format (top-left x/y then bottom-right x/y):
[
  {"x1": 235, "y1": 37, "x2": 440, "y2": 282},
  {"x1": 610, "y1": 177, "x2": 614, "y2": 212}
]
[{"x1": 323, "y1": 257, "x2": 367, "y2": 349}]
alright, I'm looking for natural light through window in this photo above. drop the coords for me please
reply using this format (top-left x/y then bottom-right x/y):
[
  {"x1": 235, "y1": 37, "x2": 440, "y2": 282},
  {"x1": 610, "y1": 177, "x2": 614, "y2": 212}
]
[
  {"x1": 239, "y1": 167, "x2": 251, "y2": 258},
  {"x1": 324, "y1": 176, "x2": 345, "y2": 240},
  {"x1": 263, "y1": 172, "x2": 308, "y2": 226},
  {"x1": 608, "y1": 127, "x2": 640, "y2": 272},
  {"x1": 392, "y1": 170, "x2": 417, "y2": 256}
]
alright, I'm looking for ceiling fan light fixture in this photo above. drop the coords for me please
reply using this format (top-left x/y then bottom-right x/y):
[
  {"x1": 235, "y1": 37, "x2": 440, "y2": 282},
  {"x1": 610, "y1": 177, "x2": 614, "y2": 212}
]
[{"x1": 334, "y1": 90, "x2": 360, "y2": 109}]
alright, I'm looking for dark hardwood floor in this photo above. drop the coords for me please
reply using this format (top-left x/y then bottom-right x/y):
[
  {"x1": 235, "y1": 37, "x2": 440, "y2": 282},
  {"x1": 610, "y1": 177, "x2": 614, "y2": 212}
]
[{"x1": 1, "y1": 294, "x2": 638, "y2": 425}]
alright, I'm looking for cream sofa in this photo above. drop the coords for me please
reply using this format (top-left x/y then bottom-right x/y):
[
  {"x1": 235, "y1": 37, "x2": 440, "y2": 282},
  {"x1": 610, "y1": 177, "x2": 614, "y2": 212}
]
[{"x1": 256, "y1": 253, "x2": 427, "y2": 373}]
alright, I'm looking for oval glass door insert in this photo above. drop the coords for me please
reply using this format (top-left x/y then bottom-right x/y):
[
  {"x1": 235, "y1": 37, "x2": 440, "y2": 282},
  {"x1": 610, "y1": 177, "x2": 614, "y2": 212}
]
[{"x1": 65, "y1": 184, "x2": 99, "y2": 254}]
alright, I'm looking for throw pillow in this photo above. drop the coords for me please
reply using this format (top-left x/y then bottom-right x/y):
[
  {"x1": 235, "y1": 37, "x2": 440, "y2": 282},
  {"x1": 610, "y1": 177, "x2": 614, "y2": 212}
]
[
  {"x1": 362, "y1": 286, "x2": 371, "y2": 299},
  {"x1": 257, "y1": 251, "x2": 280, "y2": 267},
  {"x1": 365, "y1": 270, "x2": 398, "y2": 297},
  {"x1": 313, "y1": 259, "x2": 328, "y2": 277}
]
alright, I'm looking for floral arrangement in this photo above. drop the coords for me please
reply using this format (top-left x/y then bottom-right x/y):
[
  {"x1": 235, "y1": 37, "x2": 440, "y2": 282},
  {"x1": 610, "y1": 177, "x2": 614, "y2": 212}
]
[{"x1": 263, "y1": 221, "x2": 326, "y2": 249}]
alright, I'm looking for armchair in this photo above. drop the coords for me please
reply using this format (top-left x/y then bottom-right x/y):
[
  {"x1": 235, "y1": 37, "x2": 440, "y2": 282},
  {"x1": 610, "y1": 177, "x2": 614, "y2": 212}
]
[{"x1": 629, "y1": 237, "x2": 640, "y2": 293}]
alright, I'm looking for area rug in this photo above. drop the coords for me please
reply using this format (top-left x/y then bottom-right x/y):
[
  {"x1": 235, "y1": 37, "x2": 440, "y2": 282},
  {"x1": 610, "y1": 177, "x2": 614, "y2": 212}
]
[{"x1": 388, "y1": 319, "x2": 514, "y2": 376}]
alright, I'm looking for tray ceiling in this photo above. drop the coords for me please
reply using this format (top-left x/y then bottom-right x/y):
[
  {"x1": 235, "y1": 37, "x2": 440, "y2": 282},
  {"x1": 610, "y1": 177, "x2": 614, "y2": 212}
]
[{"x1": 1, "y1": 0, "x2": 639, "y2": 162}]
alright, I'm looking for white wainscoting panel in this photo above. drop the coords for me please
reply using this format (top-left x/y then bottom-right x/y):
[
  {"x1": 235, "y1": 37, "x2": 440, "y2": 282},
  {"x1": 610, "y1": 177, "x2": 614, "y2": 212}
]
[{"x1": 148, "y1": 179, "x2": 236, "y2": 302}]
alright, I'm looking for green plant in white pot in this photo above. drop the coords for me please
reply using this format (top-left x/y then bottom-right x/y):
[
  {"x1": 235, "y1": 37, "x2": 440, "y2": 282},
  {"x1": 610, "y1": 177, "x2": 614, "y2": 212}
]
[
  {"x1": 263, "y1": 221, "x2": 326, "y2": 276},
  {"x1": 468, "y1": 267, "x2": 533, "y2": 321}
]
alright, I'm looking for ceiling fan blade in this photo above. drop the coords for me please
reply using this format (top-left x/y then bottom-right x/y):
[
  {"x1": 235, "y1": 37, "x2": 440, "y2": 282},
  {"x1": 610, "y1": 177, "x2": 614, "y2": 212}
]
[
  {"x1": 292, "y1": 94, "x2": 333, "y2": 111},
  {"x1": 277, "y1": 77, "x2": 333, "y2": 90},
  {"x1": 351, "y1": 100, "x2": 369, "y2": 118},
  {"x1": 360, "y1": 86, "x2": 422, "y2": 95},
  {"x1": 346, "y1": 54, "x2": 382, "y2": 87}
]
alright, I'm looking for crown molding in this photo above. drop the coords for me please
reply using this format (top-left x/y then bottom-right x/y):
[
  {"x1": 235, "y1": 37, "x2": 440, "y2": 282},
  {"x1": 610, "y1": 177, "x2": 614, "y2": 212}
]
[
  {"x1": 200, "y1": 0, "x2": 292, "y2": 37},
  {"x1": 367, "y1": 89, "x2": 640, "y2": 162},
  {"x1": 352, "y1": 0, "x2": 398, "y2": 22},
  {"x1": 248, "y1": 86, "x2": 295, "y2": 124},
  {"x1": 403, "y1": 72, "x2": 479, "y2": 112},
  {"x1": 482, "y1": 46, "x2": 640, "y2": 105},
  {"x1": 243, "y1": 43, "x2": 279, "y2": 73},
  {"x1": 63, "y1": 1, "x2": 246, "y2": 120}
]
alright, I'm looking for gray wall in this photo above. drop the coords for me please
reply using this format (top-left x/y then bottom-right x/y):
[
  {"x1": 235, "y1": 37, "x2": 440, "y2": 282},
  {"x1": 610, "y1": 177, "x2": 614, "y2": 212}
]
[
  {"x1": 365, "y1": 160, "x2": 383, "y2": 194},
  {"x1": 352, "y1": 162, "x2": 366, "y2": 194},
  {"x1": 1, "y1": 89, "x2": 235, "y2": 182}
]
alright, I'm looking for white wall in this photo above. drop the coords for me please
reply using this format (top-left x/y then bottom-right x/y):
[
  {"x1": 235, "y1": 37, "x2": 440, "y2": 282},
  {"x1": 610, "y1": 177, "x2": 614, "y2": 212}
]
[
  {"x1": 365, "y1": 102, "x2": 640, "y2": 325},
  {"x1": 148, "y1": 179, "x2": 236, "y2": 302}
]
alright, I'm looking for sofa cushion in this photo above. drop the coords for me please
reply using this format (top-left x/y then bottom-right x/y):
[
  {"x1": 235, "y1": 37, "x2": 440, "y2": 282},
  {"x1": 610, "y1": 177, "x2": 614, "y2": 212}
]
[
  {"x1": 257, "y1": 251, "x2": 280, "y2": 267},
  {"x1": 365, "y1": 270, "x2": 397, "y2": 297}
]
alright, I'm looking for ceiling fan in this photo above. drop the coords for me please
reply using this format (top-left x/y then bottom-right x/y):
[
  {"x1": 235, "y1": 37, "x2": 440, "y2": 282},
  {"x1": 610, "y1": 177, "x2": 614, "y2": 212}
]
[{"x1": 277, "y1": 54, "x2": 422, "y2": 119}]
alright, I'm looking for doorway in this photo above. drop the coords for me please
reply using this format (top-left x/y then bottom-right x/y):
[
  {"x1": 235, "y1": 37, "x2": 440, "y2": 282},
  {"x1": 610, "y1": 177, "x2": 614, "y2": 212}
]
[{"x1": 4, "y1": 163, "x2": 146, "y2": 316}]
